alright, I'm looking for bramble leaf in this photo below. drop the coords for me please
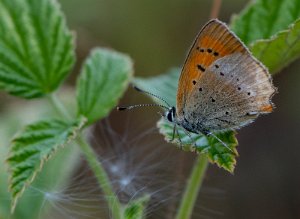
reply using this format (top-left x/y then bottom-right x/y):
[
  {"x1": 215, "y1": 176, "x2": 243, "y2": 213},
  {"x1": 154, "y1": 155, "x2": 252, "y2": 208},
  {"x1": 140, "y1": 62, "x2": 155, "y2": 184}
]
[
  {"x1": 134, "y1": 69, "x2": 238, "y2": 172},
  {"x1": 7, "y1": 117, "x2": 86, "y2": 212},
  {"x1": 158, "y1": 119, "x2": 237, "y2": 172},
  {"x1": 231, "y1": 0, "x2": 300, "y2": 45},
  {"x1": 0, "y1": 96, "x2": 82, "y2": 219},
  {"x1": 134, "y1": 68, "x2": 180, "y2": 107},
  {"x1": 0, "y1": 0, "x2": 75, "y2": 98},
  {"x1": 250, "y1": 19, "x2": 300, "y2": 73},
  {"x1": 76, "y1": 48, "x2": 133, "y2": 124},
  {"x1": 231, "y1": 0, "x2": 300, "y2": 73}
]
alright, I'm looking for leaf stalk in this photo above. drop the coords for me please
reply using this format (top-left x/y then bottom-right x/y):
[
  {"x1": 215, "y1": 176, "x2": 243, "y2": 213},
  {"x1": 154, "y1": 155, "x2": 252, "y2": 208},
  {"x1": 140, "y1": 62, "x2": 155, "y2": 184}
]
[
  {"x1": 175, "y1": 155, "x2": 209, "y2": 219},
  {"x1": 48, "y1": 93, "x2": 123, "y2": 219}
]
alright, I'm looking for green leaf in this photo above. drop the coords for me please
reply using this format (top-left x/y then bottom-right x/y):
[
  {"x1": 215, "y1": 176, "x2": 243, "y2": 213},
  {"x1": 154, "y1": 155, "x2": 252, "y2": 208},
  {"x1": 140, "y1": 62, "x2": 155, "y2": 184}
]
[
  {"x1": 251, "y1": 19, "x2": 300, "y2": 73},
  {"x1": 0, "y1": 94, "x2": 81, "y2": 219},
  {"x1": 76, "y1": 48, "x2": 133, "y2": 124},
  {"x1": 158, "y1": 119, "x2": 237, "y2": 172},
  {"x1": 230, "y1": 0, "x2": 300, "y2": 73},
  {"x1": 0, "y1": 0, "x2": 75, "y2": 98},
  {"x1": 134, "y1": 68, "x2": 180, "y2": 107},
  {"x1": 231, "y1": 0, "x2": 300, "y2": 45},
  {"x1": 124, "y1": 195, "x2": 150, "y2": 219},
  {"x1": 7, "y1": 117, "x2": 86, "y2": 212},
  {"x1": 134, "y1": 69, "x2": 238, "y2": 172}
]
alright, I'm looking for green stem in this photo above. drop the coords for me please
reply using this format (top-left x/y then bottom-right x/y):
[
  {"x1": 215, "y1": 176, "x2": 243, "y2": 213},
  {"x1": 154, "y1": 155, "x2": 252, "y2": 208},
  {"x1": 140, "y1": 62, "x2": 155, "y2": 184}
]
[
  {"x1": 47, "y1": 93, "x2": 123, "y2": 219},
  {"x1": 77, "y1": 136, "x2": 122, "y2": 219},
  {"x1": 175, "y1": 155, "x2": 209, "y2": 219},
  {"x1": 47, "y1": 93, "x2": 72, "y2": 121}
]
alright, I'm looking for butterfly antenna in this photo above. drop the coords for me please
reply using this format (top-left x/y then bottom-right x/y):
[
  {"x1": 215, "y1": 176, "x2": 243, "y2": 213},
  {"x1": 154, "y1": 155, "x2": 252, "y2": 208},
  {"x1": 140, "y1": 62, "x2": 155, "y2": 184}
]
[
  {"x1": 133, "y1": 86, "x2": 171, "y2": 107},
  {"x1": 207, "y1": 132, "x2": 236, "y2": 154},
  {"x1": 117, "y1": 103, "x2": 169, "y2": 111}
]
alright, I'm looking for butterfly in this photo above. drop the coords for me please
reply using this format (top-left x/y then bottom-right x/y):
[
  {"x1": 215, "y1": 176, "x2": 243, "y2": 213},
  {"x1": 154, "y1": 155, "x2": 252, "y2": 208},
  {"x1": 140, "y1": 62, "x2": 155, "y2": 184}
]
[{"x1": 118, "y1": 19, "x2": 276, "y2": 150}]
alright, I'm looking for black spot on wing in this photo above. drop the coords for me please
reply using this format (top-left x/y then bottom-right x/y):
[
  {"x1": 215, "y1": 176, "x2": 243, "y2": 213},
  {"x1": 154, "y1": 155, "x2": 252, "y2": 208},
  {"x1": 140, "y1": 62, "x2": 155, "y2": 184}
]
[
  {"x1": 213, "y1": 51, "x2": 219, "y2": 56},
  {"x1": 197, "y1": 64, "x2": 205, "y2": 72}
]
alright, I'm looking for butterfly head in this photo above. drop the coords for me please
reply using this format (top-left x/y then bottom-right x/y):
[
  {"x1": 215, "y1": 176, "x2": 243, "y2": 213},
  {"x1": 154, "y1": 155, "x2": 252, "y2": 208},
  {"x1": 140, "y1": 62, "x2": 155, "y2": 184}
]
[{"x1": 165, "y1": 106, "x2": 176, "y2": 123}]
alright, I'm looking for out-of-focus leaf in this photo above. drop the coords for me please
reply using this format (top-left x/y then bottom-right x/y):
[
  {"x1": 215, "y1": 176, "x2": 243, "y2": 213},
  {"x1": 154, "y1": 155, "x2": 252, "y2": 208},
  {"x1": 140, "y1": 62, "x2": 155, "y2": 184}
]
[
  {"x1": 231, "y1": 0, "x2": 300, "y2": 45},
  {"x1": 7, "y1": 117, "x2": 86, "y2": 212},
  {"x1": 76, "y1": 48, "x2": 133, "y2": 124},
  {"x1": 0, "y1": 0, "x2": 75, "y2": 98},
  {"x1": 251, "y1": 19, "x2": 300, "y2": 73},
  {"x1": 124, "y1": 195, "x2": 150, "y2": 219},
  {"x1": 231, "y1": 0, "x2": 300, "y2": 73},
  {"x1": 134, "y1": 68, "x2": 180, "y2": 107},
  {"x1": 0, "y1": 94, "x2": 81, "y2": 219}
]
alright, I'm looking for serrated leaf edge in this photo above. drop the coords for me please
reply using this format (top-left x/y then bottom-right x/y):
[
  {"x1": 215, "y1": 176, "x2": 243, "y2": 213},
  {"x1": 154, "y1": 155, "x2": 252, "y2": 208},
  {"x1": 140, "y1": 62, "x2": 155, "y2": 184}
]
[
  {"x1": 7, "y1": 116, "x2": 87, "y2": 213},
  {"x1": 157, "y1": 119, "x2": 238, "y2": 173},
  {"x1": 77, "y1": 47, "x2": 134, "y2": 124}
]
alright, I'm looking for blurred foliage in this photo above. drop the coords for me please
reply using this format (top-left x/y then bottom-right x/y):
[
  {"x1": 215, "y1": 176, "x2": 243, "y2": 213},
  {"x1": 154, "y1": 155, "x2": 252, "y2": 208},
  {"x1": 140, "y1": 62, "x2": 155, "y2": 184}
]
[
  {"x1": 7, "y1": 117, "x2": 85, "y2": 211},
  {"x1": 124, "y1": 195, "x2": 150, "y2": 219},
  {"x1": 0, "y1": 93, "x2": 81, "y2": 219},
  {"x1": 231, "y1": 0, "x2": 300, "y2": 73}
]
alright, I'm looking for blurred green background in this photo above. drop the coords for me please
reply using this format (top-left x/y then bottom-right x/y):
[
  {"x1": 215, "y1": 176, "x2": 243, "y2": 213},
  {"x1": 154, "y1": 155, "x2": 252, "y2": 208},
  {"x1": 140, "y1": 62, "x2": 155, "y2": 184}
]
[{"x1": 1, "y1": 0, "x2": 300, "y2": 218}]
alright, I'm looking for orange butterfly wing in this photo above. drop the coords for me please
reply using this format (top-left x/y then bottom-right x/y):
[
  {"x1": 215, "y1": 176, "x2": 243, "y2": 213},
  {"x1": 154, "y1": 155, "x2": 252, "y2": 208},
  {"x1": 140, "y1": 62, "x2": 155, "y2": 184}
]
[{"x1": 176, "y1": 19, "x2": 272, "y2": 116}]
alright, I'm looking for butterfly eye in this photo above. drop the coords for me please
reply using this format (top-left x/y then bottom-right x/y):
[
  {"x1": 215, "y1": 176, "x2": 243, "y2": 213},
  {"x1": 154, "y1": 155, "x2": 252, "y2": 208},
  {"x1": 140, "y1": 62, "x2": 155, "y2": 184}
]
[{"x1": 167, "y1": 111, "x2": 173, "y2": 122}]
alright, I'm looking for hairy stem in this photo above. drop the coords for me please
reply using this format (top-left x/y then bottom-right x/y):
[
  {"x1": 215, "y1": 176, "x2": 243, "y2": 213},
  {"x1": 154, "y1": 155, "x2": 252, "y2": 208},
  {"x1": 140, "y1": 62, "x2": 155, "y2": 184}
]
[
  {"x1": 175, "y1": 155, "x2": 209, "y2": 219},
  {"x1": 77, "y1": 136, "x2": 122, "y2": 219},
  {"x1": 48, "y1": 93, "x2": 123, "y2": 219}
]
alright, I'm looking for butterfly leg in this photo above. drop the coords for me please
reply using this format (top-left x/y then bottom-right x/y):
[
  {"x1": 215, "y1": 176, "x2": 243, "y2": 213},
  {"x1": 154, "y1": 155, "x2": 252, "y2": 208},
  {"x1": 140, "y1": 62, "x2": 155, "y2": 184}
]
[
  {"x1": 175, "y1": 126, "x2": 184, "y2": 150},
  {"x1": 170, "y1": 124, "x2": 176, "y2": 142},
  {"x1": 172, "y1": 125, "x2": 199, "y2": 151},
  {"x1": 170, "y1": 124, "x2": 184, "y2": 149}
]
